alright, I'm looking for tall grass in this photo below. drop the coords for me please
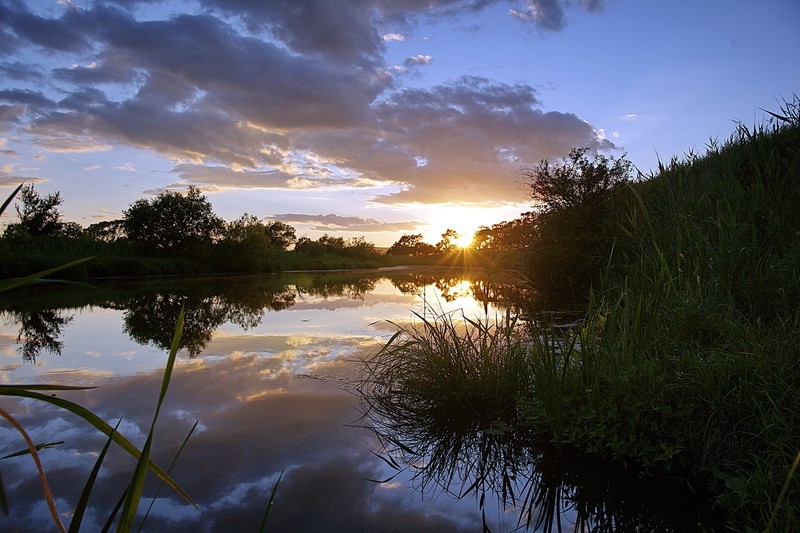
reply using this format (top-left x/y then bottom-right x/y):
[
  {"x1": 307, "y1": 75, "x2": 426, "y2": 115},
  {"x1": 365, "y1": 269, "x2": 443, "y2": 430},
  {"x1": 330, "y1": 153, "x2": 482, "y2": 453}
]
[
  {"x1": 358, "y1": 307, "x2": 532, "y2": 429},
  {"x1": 360, "y1": 97, "x2": 800, "y2": 530},
  {"x1": 522, "y1": 100, "x2": 800, "y2": 529}
]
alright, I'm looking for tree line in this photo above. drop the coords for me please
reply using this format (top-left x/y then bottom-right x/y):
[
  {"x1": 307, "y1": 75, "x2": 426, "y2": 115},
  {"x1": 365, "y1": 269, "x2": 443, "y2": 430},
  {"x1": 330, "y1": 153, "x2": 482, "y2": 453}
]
[{"x1": 2, "y1": 147, "x2": 633, "y2": 294}]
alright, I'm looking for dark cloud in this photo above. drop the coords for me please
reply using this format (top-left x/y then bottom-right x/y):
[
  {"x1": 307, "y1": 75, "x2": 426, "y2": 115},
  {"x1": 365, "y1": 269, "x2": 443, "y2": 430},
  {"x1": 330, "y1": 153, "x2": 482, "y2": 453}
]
[
  {"x1": 0, "y1": 88, "x2": 54, "y2": 108},
  {"x1": 0, "y1": 61, "x2": 46, "y2": 82},
  {"x1": 202, "y1": 0, "x2": 385, "y2": 68},
  {"x1": 296, "y1": 76, "x2": 613, "y2": 204},
  {"x1": 0, "y1": 0, "x2": 92, "y2": 51},
  {"x1": 269, "y1": 213, "x2": 421, "y2": 233},
  {"x1": 0, "y1": 1, "x2": 609, "y2": 206}
]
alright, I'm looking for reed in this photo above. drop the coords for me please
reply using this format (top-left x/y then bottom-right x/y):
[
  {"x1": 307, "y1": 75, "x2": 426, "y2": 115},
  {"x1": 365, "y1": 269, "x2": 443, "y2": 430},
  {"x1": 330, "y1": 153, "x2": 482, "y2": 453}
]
[{"x1": 358, "y1": 307, "x2": 531, "y2": 431}]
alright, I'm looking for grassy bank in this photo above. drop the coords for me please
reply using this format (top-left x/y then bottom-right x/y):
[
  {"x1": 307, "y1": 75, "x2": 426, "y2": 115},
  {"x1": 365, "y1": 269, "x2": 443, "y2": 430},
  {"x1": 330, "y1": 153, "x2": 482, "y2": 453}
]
[{"x1": 361, "y1": 107, "x2": 800, "y2": 530}]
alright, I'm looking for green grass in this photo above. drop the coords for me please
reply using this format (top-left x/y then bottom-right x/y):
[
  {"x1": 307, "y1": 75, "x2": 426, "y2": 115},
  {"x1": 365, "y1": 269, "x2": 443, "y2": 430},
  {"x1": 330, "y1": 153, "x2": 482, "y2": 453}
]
[
  {"x1": 359, "y1": 98, "x2": 800, "y2": 531},
  {"x1": 358, "y1": 307, "x2": 531, "y2": 430}
]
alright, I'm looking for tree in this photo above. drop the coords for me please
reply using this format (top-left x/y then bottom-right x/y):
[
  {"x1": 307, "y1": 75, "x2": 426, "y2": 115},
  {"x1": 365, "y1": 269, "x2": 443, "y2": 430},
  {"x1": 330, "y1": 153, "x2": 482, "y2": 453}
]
[
  {"x1": 13, "y1": 184, "x2": 64, "y2": 237},
  {"x1": 123, "y1": 186, "x2": 224, "y2": 254},
  {"x1": 521, "y1": 148, "x2": 632, "y2": 212},
  {"x1": 436, "y1": 229, "x2": 459, "y2": 254},
  {"x1": 264, "y1": 221, "x2": 297, "y2": 250},
  {"x1": 386, "y1": 234, "x2": 437, "y2": 256},
  {"x1": 86, "y1": 219, "x2": 126, "y2": 242},
  {"x1": 520, "y1": 148, "x2": 632, "y2": 295},
  {"x1": 472, "y1": 212, "x2": 539, "y2": 253}
]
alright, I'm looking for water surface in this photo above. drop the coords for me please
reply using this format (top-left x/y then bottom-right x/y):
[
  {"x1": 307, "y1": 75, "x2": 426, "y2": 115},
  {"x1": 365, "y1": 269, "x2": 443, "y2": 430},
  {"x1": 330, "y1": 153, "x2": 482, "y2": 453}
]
[{"x1": 1, "y1": 269, "x2": 708, "y2": 532}]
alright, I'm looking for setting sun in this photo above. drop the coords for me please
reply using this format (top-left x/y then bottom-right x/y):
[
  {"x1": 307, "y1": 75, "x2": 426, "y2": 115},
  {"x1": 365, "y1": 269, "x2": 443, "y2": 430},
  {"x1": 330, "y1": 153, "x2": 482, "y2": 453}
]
[{"x1": 454, "y1": 233, "x2": 474, "y2": 248}]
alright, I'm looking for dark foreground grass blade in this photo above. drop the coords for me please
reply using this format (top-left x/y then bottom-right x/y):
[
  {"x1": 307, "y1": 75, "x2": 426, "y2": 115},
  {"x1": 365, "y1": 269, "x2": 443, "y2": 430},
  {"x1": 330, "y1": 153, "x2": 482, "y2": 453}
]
[
  {"x1": 118, "y1": 307, "x2": 185, "y2": 533},
  {"x1": 0, "y1": 441, "x2": 64, "y2": 460},
  {"x1": 0, "y1": 388, "x2": 193, "y2": 506},
  {"x1": 259, "y1": 471, "x2": 283, "y2": 533},
  {"x1": 0, "y1": 406, "x2": 66, "y2": 533},
  {"x1": 69, "y1": 421, "x2": 121, "y2": 533},
  {"x1": 137, "y1": 420, "x2": 199, "y2": 532},
  {"x1": 0, "y1": 183, "x2": 23, "y2": 217},
  {"x1": 0, "y1": 257, "x2": 95, "y2": 292}
]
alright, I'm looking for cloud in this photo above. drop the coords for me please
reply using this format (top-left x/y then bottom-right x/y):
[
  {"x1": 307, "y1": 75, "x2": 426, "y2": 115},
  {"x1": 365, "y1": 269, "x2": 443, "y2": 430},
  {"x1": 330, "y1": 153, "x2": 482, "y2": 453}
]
[
  {"x1": 296, "y1": 76, "x2": 615, "y2": 204},
  {"x1": 0, "y1": 162, "x2": 47, "y2": 187},
  {"x1": 267, "y1": 213, "x2": 421, "y2": 233},
  {"x1": 171, "y1": 164, "x2": 384, "y2": 192},
  {"x1": 509, "y1": 0, "x2": 603, "y2": 31},
  {"x1": 0, "y1": 1, "x2": 610, "y2": 207},
  {"x1": 382, "y1": 33, "x2": 405, "y2": 42}
]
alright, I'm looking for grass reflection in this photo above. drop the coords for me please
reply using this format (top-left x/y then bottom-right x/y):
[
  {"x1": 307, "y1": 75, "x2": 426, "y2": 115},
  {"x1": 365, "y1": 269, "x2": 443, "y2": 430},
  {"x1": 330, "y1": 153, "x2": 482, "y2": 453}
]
[{"x1": 355, "y1": 309, "x2": 717, "y2": 532}]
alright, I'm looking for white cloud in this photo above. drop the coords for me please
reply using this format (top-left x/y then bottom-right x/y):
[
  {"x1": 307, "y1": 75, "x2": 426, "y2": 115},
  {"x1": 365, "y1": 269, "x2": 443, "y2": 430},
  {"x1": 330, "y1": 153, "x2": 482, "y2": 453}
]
[{"x1": 382, "y1": 33, "x2": 405, "y2": 42}]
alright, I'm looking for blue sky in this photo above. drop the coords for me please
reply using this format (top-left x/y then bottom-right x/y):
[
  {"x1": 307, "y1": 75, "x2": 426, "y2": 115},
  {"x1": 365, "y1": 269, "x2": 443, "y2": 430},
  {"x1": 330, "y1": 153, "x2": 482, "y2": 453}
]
[{"x1": 1, "y1": 0, "x2": 798, "y2": 246}]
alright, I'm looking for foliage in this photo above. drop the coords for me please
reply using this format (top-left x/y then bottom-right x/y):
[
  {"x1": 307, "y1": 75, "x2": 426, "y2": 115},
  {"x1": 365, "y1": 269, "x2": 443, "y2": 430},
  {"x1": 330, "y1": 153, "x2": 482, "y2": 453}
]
[
  {"x1": 358, "y1": 308, "x2": 531, "y2": 426},
  {"x1": 472, "y1": 212, "x2": 538, "y2": 253},
  {"x1": 85, "y1": 219, "x2": 126, "y2": 242},
  {"x1": 123, "y1": 186, "x2": 224, "y2": 255},
  {"x1": 521, "y1": 147, "x2": 632, "y2": 212},
  {"x1": 0, "y1": 185, "x2": 194, "y2": 531},
  {"x1": 3, "y1": 184, "x2": 65, "y2": 239},
  {"x1": 386, "y1": 233, "x2": 437, "y2": 256},
  {"x1": 293, "y1": 233, "x2": 382, "y2": 268},
  {"x1": 521, "y1": 111, "x2": 800, "y2": 530},
  {"x1": 435, "y1": 228, "x2": 460, "y2": 254},
  {"x1": 518, "y1": 149, "x2": 632, "y2": 295}
]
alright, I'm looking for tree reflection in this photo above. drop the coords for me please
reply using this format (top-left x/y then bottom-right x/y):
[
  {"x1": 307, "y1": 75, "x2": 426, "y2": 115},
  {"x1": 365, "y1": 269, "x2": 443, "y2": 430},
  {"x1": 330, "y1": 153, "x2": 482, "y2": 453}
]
[
  {"x1": 1, "y1": 269, "x2": 539, "y2": 361},
  {"x1": 355, "y1": 386, "x2": 714, "y2": 533},
  {"x1": 122, "y1": 285, "x2": 297, "y2": 358},
  {"x1": 7, "y1": 309, "x2": 74, "y2": 363}
]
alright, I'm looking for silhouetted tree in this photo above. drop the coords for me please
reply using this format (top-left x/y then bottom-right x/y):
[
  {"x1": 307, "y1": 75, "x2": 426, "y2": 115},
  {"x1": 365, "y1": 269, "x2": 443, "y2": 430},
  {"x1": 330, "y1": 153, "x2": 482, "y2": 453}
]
[
  {"x1": 387, "y1": 233, "x2": 437, "y2": 256},
  {"x1": 522, "y1": 148, "x2": 631, "y2": 212},
  {"x1": 436, "y1": 229, "x2": 459, "y2": 254},
  {"x1": 123, "y1": 186, "x2": 224, "y2": 255},
  {"x1": 520, "y1": 148, "x2": 632, "y2": 295},
  {"x1": 86, "y1": 219, "x2": 126, "y2": 242},
  {"x1": 7, "y1": 184, "x2": 64, "y2": 237}
]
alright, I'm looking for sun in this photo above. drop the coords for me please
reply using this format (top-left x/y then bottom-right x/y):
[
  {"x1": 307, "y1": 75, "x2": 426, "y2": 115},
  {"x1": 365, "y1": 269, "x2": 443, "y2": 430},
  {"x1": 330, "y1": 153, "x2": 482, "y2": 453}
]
[{"x1": 454, "y1": 232, "x2": 474, "y2": 249}]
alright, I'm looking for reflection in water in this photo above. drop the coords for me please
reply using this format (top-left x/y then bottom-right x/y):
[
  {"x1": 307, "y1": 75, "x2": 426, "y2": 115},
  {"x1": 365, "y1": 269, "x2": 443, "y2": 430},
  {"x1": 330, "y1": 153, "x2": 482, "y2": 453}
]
[
  {"x1": 0, "y1": 268, "x2": 716, "y2": 531},
  {"x1": 357, "y1": 374, "x2": 715, "y2": 532},
  {"x1": 3, "y1": 308, "x2": 74, "y2": 362},
  {"x1": 0, "y1": 268, "x2": 528, "y2": 362}
]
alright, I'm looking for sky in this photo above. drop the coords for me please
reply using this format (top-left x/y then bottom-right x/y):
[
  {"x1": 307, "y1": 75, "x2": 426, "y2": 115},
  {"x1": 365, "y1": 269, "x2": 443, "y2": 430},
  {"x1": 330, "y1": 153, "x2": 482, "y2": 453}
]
[{"x1": 0, "y1": 0, "x2": 798, "y2": 247}]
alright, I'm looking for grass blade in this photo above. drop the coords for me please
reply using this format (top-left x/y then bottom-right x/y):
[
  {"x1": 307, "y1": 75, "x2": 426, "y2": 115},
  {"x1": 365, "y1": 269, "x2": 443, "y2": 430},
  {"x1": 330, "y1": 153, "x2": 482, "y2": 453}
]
[
  {"x1": 0, "y1": 183, "x2": 24, "y2": 217},
  {"x1": 0, "y1": 407, "x2": 66, "y2": 533},
  {"x1": 118, "y1": 306, "x2": 185, "y2": 533},
  {"x1": 137, "y1": 420, "x2": 198, "y2": 532},
  {"x1": 0, "y1": 257, "x2": 95, "y2": 292},
  {"x1": 0, "y1": 388, "x2": 194, "y2": 506},
  {"x1": 69, "y1": 421, "x2": 121, "y2": 533},
  {"x1": 259, "y1": 471, "x2": 283, "y2": 533}
]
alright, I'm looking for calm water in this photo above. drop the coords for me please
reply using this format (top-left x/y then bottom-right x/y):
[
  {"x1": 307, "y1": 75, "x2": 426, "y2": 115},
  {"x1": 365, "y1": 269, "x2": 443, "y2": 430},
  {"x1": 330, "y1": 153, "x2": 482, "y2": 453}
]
[{"x1": 1, "y1": 269, "x2": 707, "y2": 532}]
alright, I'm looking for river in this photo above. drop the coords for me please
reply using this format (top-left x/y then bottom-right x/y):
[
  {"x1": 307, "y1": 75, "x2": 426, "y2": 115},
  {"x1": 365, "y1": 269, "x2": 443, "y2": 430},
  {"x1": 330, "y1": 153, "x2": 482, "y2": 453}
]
[{"x1": 0, "y1": 268, "x2": 706, "y2": 532}]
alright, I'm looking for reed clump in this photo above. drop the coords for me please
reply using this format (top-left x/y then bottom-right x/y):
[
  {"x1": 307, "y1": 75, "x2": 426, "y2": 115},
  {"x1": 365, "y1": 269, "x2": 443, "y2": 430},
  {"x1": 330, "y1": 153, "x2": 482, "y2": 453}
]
[{"x1": 359, "y1": 309, "x2": 532, "y2": 431}]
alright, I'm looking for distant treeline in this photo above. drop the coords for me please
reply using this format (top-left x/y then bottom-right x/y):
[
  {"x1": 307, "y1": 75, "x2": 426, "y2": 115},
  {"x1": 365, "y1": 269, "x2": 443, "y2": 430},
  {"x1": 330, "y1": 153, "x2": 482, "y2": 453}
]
[{"x1": 0, "y1": 144, "x2": 631, "y2": 296}]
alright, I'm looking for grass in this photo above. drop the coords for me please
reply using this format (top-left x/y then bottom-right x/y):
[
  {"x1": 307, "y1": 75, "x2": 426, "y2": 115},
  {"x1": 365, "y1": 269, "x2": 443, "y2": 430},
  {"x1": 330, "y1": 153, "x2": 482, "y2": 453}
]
[
  {"x1": 0, "y1": 185, "x2": 197, "y2": 531},
  {"x1": 358, "y1": 307, "x2": 531, "y2": 431},
  {"x1": 358, "y1": 97, "x2": 800, "y2": 531}
]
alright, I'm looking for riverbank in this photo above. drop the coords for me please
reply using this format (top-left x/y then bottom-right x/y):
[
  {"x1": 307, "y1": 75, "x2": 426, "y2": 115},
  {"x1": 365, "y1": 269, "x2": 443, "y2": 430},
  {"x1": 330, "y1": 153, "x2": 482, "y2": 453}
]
[{"x1": 361, "y1": 113, "x2": 800, "y2": 530}]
